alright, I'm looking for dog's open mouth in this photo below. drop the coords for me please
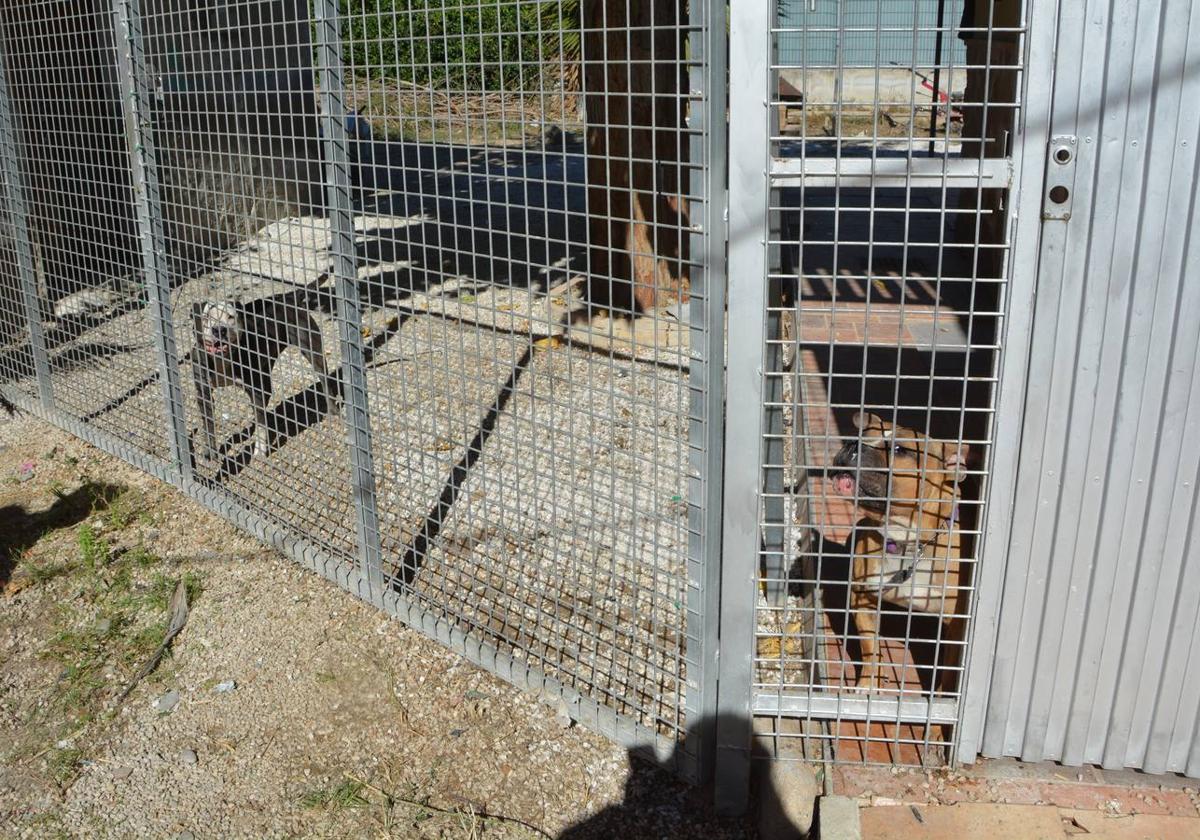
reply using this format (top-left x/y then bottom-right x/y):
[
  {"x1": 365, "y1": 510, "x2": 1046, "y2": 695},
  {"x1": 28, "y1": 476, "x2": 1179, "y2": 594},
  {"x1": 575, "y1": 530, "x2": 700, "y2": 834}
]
[{"x1": 203, "y1": 338, "x2": 228, "y2": 356}]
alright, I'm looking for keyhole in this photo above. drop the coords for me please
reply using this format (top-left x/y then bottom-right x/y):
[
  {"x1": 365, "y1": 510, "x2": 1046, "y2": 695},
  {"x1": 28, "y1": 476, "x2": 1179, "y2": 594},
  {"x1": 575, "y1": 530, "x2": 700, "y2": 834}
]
[{"x1": 1054, "y1": 147, "x2": 1072, "y2": 164}]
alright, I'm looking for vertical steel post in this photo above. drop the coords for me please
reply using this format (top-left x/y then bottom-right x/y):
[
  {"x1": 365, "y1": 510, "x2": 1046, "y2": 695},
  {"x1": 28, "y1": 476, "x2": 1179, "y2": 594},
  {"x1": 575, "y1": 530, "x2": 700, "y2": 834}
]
[
  {"x1": 112, "y1": 0, "x2": 192, "y2": 479},
  {"x1": 0, "y1": 46, "x2": 53, "y2": 409},
  {"x1": 684, "y1": 0, "x2": 729, "y2": 787},
  {"x1": 715, "y1": 0, "x2": 773, "y2": 816},
  {"x1": 956, "y1": 0, "x2": 1060, "y2": 764},
  {"x1": 929, "y1": 0, "x2": 947, "y2": 154},
  {"x1": 313, "y1": 0, "x2": 384, "y2": 596},
  {"x1": 761, "y1": 66, "x2": 788, "y2": 607}
]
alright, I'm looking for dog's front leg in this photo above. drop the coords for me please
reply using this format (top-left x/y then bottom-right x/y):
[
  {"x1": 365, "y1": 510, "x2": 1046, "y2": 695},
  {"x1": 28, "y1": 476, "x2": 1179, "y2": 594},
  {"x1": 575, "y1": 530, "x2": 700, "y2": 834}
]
[
  {"x1": 851, "y1": 583, "x2": 884, "y2": 691},
  {"x1": 247, "y1": 384, "x2": 272, "y2": 459},
  {"x1": 192, "y1": 359, "x2": 218, "y2": 462},
  {"x1": 310, "y1": 352, "x2": 340, "y2": 413},
  {"x1": 253, "y1": 408, "x2": 271, "y2": 458},
  {"x1": 297, "y1": 319, "x2": 340, "y2": 412}
]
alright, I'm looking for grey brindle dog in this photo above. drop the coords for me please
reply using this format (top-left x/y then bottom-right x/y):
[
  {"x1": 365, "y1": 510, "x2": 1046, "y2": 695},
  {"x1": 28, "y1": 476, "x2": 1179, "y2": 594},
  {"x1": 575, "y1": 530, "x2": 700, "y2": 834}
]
[{"x1": 189, "y1": 277, "x2": 340, "y2": 462}]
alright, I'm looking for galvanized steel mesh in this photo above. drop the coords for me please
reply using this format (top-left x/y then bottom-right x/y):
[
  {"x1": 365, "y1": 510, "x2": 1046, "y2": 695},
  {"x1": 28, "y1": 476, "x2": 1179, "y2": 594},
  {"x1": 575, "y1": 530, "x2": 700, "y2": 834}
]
[
  {"x1": 0, "y1": 0, "x2": 723, "y2": 778},
  {"x1": 738, "y1": 0, "x2": 1027, "y2": 769},
  {"x1": 0, "y1": 0, "x2": 1048, "y2": 801}
]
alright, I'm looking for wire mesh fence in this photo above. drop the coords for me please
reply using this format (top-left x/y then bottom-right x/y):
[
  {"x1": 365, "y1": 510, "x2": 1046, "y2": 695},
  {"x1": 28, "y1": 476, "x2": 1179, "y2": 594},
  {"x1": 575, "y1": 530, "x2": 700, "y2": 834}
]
[
  {"x1": 0, "y1": 0, "x2": 725, "y2": 780},
  {"x1": 737, "y1": 0, "x2": 1026, "y2": 769},
  {"x1": 0, "y1": 0, "x2": 1032, "y2": 807}
]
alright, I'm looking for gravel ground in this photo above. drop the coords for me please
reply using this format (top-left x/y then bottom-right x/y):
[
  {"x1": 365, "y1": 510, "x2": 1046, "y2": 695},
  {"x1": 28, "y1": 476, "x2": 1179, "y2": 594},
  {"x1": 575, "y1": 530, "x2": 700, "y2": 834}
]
[{"x1": 0, "y1": 414, "x2": 749, "y2": 839}]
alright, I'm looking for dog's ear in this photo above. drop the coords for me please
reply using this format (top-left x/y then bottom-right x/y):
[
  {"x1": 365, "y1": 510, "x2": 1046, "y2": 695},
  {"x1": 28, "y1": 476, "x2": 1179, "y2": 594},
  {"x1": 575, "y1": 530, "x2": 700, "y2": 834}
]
[
  {"x1": 943, "y1": 442, "x2": 969, "y2": 481},
  {"x1": 851, "y1": 411, "x2": 883, "y2": 432}
]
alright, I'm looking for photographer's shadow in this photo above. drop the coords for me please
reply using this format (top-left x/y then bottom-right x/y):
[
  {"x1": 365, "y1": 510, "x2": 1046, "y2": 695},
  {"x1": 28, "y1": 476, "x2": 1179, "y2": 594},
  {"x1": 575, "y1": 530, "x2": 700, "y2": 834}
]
[{"x1": 557, "y1": 713, "x2": 803, "y2": 839}]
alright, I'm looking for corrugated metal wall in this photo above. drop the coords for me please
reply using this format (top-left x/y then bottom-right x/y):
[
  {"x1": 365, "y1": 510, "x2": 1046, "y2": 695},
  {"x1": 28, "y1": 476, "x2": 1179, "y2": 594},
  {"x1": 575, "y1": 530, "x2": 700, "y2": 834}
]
[{"x1": 963, "y1": 0, "x2": 1200, "y2": 776}]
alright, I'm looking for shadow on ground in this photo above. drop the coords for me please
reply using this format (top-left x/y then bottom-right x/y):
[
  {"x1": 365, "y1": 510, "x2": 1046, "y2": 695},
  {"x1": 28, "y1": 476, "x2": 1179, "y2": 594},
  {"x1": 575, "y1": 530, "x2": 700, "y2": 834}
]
[
  {"x1": 0, "y1": 480, "x2": 125, "y2": 589},
  {"x1": 557, "y1": 714, "x2": 784, "y2": 839}
]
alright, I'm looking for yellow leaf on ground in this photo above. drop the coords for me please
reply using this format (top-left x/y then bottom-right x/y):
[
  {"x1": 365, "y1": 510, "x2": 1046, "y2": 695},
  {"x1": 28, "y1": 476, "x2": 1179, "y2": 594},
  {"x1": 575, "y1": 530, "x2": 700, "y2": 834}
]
[
  {"x1": 756, "y1": 621, "x2": 806, "y2": 659},
  {"x1": 2, "y1": 576, "x2": 33, "y2": 598}
]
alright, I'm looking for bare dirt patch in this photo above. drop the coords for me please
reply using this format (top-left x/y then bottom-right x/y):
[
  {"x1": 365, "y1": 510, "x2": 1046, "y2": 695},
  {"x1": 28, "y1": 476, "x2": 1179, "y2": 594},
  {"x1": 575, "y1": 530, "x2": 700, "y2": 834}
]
[{"x1": 0, "y1": 414, "x2": 746, "y2": 839}]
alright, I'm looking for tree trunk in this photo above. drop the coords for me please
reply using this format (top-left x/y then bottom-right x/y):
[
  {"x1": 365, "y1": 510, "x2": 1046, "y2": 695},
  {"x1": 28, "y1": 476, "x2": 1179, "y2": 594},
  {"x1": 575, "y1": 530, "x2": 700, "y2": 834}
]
[{"x1": 583, "y1": 0, "x2": 690, "y2": 314}]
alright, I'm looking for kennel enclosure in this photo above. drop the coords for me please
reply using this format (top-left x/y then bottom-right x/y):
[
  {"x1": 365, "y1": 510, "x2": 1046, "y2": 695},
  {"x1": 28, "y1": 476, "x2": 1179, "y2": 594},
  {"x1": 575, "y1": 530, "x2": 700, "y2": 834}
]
[{"x1": 1, "y1": 0, "x2": 1198, "y2": 813}]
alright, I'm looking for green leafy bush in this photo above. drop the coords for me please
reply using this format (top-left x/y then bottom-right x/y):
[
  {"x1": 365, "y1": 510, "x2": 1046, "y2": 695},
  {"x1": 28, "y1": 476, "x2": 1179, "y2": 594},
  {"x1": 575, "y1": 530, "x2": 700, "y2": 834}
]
[{"x1": 338, "y1": 0, "x2": 580, "y2": 92}]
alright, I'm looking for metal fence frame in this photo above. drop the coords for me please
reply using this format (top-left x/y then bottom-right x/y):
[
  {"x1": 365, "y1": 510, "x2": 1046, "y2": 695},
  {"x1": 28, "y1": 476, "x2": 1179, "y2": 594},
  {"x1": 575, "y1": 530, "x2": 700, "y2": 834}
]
[
  {"x1": 0, "y1": 0, "x2": 728, "y2": 787},
  {"x1": 716, "y1": 0, "x2": 1038, "y2": 796},
  {"x1": 17, "y1": 0, "x2": 1190, "y2": 818},
  {"x1": 0, "y1": 0, "x2": 1017, "y2": 810},
  {"x1": 955, "y1": 0, "x2": 1057, "y2": 763}
]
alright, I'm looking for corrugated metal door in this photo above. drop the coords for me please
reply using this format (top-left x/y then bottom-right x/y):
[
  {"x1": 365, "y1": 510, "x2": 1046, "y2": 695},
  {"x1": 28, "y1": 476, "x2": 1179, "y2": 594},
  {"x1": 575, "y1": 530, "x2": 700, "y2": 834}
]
[{"x1": 961, "y1": 0, "x2": 1200, "y2": 775}]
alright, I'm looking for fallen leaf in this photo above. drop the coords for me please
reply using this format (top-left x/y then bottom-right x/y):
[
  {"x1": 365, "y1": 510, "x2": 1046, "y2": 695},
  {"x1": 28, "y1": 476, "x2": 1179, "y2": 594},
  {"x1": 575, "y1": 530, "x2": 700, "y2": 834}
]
[
  {"x1": 756, "y1": 621, "x2": 805, "y2": 658},
  {"x1": 2, "y1": 576, "x2": 33, "y2": 598},
  {"x1": 118, "y1": 579, "x2": 189, "y2": 702},
  {"x1": 533, "y1": 336, "x2": 562, "y2": 350}
]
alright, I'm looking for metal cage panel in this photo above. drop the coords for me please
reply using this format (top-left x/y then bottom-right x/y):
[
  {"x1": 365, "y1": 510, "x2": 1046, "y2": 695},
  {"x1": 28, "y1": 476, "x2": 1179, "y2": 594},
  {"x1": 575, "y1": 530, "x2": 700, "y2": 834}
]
[
  {"x1": 723, "y1": 0, "x2": 1030, "y2": 773},
  {"x1": 0, "y1": 0, "x2": 725, "y2": 782}
]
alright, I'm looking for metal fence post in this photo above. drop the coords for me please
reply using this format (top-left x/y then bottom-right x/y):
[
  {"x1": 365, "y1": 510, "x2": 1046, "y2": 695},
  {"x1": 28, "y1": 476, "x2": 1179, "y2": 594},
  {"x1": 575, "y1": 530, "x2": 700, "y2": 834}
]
[
  {"x1": 715, "y1": 0, "x2": 773, "y2": 816},
  {"x1": 0, "y1": 47, "x2": 53, "y2": 409},
  {"x1": 112, "y1": 0, "x2": 193, "y2": 480},
  {"x1": 956, "y1": 0, "x2": 1060, "y2": 764},
  {"x1": 684, "y1": 0, "x2": 729, "y2": 787},
  {"x1": 313, "y1": 0, "x2": 384, "y2": 596}
]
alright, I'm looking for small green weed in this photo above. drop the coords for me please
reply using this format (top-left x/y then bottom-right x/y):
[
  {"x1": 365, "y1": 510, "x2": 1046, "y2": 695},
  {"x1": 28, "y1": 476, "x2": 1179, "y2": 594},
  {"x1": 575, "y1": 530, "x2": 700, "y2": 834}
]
[
  {"x1": 28, "y1": 560, "x2": 74, "y2": 584},
  {"x1": 76, "y1": 525, "x2": 109, "y2": 572},
  {"x1": 47, "y1": 746, "x2": 83, "y2": 787},
  {"x1": 299, "y1": 779, "x2": 371, "y2": 811}
]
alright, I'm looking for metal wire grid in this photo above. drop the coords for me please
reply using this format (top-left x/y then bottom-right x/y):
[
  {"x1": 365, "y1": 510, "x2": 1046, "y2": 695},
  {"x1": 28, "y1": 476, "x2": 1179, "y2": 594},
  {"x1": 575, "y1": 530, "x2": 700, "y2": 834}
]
[
  {"x1": 0, "y1": 5, "x2": 171, "y2": 462},
  {"x1": 336, "y1": 0, "x2": 708, "y2": 752},
  {"x1": 750, "y1": 0, "x2": 1027, "y2": 767},
  {"x1": 0, "y1": 0, "x2": 721, "y2": 777}
]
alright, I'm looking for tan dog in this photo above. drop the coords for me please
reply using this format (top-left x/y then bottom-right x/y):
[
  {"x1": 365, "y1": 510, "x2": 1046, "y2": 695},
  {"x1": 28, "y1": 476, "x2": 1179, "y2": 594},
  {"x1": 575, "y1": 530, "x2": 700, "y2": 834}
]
[{"x1": 829, "y1": 412, "x2": 968, "y2": 693}]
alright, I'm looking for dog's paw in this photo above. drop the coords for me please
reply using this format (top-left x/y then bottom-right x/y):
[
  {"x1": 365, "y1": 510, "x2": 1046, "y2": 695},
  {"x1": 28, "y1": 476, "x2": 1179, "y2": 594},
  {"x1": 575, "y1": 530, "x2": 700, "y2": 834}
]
[
  {"x1": 853, "y1": 673, "x2": 883, "y2": 693},
  {"x1": 191, "y1": 433, "x2": 218, "y2": 464},
  {"x1": 322, "y1": 380, "x2": 344, "y2": 412}
]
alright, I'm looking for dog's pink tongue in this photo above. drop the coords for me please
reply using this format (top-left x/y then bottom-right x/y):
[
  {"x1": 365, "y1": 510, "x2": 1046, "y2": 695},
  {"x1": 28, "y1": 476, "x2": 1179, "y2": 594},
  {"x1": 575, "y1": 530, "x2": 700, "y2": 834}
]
[{"x1": 834, "y1": 474, "x2": 856, "y2": 496}]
